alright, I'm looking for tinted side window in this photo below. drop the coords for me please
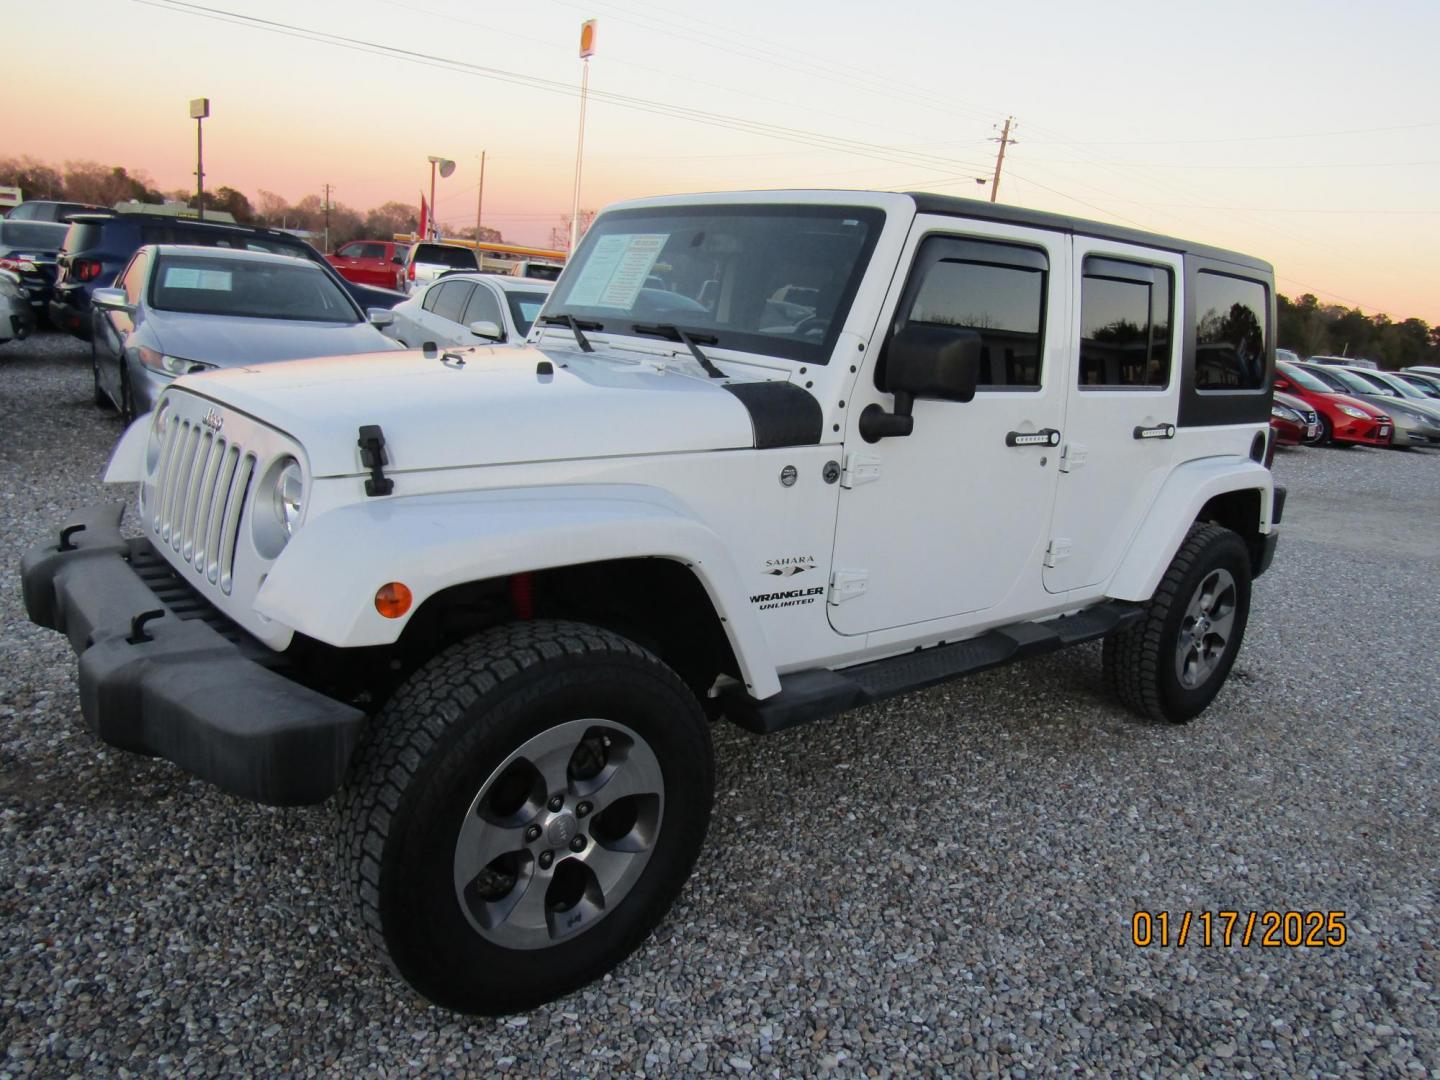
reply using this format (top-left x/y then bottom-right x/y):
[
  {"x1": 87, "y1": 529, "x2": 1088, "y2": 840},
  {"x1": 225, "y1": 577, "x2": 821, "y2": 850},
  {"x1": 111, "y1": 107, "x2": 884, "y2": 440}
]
[
  {"x1": 421, "y1": 283, "x2": 442, "y2": 312},
  {"x1": 1079, "y1": 258, "x2": 1172, "y2": 389},
  {"x1": 461, "y1": 285, "x2": 503, "y2": 328},
  {"x1": 1194, "y1": 272, "x2": 1267, "y2": 390},
  {"x1": 118, "y1": 251, "x2": 148, "y2": 305},
  {"x1": 431, "y1": 281, "x2": 475, "y2": 323},
  {"x1": 898, "y1": 238, "x2": 1047, "y2": 389}
]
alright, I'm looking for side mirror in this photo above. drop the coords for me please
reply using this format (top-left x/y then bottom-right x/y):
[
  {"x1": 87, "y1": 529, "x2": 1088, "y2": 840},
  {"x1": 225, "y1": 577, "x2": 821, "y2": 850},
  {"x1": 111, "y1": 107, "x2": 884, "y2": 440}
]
[
  {"x1": 91, "y1": 287, "x2": 130, "y2": 311},
  {"x1": 367, "y1": 308, "x2": 396, "y2": 328},
  {"x1": 1274, "y1": 377, "x2": 1291, "y2": 390},
  {"x1": 469, "y1": 320, "x2": 503, "y2": 341},
  {"x1": 391, "y1": 255, "x2": 404, "y2": 265},
  {"x1": 860, "y1": 325, "x2": 982, "y2": 442}
]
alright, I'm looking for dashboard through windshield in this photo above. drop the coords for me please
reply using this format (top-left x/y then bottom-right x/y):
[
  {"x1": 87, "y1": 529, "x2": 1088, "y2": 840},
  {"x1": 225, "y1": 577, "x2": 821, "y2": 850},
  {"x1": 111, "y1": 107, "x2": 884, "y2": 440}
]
[{"x1": 545, "y1": 204, "x2": 885, "y2": 364}]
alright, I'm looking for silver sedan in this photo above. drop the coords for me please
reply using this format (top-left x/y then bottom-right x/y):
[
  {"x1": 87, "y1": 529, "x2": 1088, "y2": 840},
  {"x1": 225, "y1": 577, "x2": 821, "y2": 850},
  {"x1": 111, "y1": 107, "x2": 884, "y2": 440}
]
[{"x1": 91, "y1": 244, "x2": 401, "y2": 421}]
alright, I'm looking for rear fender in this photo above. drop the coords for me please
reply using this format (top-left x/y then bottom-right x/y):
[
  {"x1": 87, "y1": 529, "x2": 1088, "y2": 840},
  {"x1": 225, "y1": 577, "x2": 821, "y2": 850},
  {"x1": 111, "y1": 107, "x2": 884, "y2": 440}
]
[
  {"x1": 255, "y1": 483, "x2": 781, "y2": 698},
  {"x1": 1107, "y1": 457, "x2": 1274, "y2": 602}
]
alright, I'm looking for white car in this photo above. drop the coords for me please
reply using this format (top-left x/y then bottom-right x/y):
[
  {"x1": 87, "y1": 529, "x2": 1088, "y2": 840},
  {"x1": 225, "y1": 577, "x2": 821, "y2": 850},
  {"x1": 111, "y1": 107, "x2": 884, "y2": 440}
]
[
  {"x1": 398, "y1": 241, "x2": 479, "y2": 295},
  {"x1": 26, "y1": 189, "x2": 1282, "y2": 1016},
  {"x1": 385, "y1": 272, "x2": 552, "y2": 348}
]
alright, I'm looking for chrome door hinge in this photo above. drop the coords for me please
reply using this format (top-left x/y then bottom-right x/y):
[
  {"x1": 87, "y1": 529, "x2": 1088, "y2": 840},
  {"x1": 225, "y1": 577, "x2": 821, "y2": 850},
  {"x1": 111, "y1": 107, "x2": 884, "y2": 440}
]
[
  {"x1": 840, "y1": 453, "x2": 881, "y2": 489},
  {"x1": 1059, "y1": 442, "x2": 1088, "y2": 473},
  {"x1": 1043, "y1": 539, "x2": 1072, "y2": 567},
  {"x1": 828, "y1": 569, "x2": 869, "y2": 604}
]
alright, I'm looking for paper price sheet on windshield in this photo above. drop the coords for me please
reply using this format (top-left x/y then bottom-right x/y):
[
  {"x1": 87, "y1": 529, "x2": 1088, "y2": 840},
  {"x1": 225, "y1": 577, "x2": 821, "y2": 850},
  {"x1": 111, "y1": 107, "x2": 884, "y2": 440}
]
[
  {"x1": 162, "y1": 267, "x2": 233, "y2": 291},
  {"x1": 565, "y1": 233, "x2": 667, "y2": 309}
]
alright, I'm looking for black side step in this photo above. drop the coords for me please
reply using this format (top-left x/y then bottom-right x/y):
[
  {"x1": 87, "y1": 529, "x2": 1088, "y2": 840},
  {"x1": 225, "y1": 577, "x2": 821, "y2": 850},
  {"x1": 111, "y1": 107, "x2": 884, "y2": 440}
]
[{"x1": 720, "y1": 601, "x2": 1143, "y2": 734}]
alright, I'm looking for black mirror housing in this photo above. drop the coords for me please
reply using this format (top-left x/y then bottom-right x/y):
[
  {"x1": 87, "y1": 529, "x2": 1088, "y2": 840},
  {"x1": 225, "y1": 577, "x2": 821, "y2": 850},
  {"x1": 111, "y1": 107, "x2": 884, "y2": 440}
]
[
  {"x1": 860, "y1": 325, "x2": 983, "y2": 442},
  {"x1": 885, "y1": 324, "x2": 982, "y2": 406}
]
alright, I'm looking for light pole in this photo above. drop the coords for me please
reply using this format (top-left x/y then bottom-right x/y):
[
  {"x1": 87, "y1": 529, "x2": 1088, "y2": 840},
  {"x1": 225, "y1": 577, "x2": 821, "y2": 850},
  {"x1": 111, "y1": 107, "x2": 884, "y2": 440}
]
[
  {"x1": 190, "y1": 97, "x2": 210, "y2": 221},
  {"x1": 427, "y1": 155, "x2": 455, "y2": 240},
  {"x1": 570, "y1": 19, "x2": 597, "y2": 252}
]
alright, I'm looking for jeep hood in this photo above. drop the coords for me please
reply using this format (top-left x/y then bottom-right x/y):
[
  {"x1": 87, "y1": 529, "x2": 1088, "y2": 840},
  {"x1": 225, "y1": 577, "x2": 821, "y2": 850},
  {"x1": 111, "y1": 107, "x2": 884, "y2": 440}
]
[{"x1": 170, "y1": 343, "x2": 793, "y2": 476}]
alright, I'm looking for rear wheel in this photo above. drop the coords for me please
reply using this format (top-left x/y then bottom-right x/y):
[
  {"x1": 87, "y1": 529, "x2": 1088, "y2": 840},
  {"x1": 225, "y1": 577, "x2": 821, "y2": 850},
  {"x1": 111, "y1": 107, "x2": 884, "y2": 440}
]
[
  {"x1": 1104, "y1": 523, "x2": 1252, "y2": 723},
  {"x1": 339, "y1": 620, "x2": 713, "y2": 1014}
]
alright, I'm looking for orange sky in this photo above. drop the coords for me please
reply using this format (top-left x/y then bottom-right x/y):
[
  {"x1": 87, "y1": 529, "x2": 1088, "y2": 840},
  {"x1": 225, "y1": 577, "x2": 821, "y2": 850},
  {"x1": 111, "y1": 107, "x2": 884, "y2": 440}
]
[{"x1": 6, "y1": 0, "x2": 1438, "y2": 323}]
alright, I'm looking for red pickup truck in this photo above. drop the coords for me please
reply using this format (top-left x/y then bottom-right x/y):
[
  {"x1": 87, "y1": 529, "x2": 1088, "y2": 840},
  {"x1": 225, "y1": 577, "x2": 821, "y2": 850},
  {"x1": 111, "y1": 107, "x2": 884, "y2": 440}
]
[{"x1": 326, "y1": 240, "x2": 403, "y2": 289}]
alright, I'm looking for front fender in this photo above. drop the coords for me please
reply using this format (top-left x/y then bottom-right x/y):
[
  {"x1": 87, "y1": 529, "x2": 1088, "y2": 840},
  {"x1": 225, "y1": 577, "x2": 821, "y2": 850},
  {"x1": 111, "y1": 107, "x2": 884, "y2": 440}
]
[
  {"x1": 103, "y1": 414, "x2": 151, "y2": 483},
  {"x1": 1107, "y1": 457, "x2": 1274, "y2": 602},
  {"x1": 254, "y1": 483, "x2": 781, "y2": 698}
]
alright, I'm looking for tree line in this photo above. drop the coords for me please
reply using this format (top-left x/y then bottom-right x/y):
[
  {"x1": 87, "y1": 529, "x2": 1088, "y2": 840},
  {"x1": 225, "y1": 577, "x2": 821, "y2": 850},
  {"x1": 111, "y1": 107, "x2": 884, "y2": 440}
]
[{"x1": 0, "y1": 156, "x2": 503, "y2": 249}]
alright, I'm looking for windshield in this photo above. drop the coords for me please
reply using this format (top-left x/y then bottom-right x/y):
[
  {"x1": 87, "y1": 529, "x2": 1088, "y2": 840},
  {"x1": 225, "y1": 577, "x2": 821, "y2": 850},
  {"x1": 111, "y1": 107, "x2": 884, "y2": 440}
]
[
  {"x1": 1326, "y1": 367, "x2": 1392, "y2": 396},
  {"x1": 506, "y1": 290, "x2": 548, "y2": 335},
  {"x1": 150, "y1": 253, "x2": 361, "y2": 322},
  {"x1": 545, "y1": 204, "x2": 885, "y2": 363},
  {"x1": 1280, "y1": 362, "x2": 1331, "y2": 392},
  {"x1": 1398, "y1": 375, "x2": 1440, "y2": 398},
  {"x1": 0, "y1": 221, "x2": 68, "y2": 250},
  {"x1": 414, "y1": 244, "x2": 478, "y2": 270},
  {"x1": 1370, "y1": 374, "x2": 1425, "y2": 399}
]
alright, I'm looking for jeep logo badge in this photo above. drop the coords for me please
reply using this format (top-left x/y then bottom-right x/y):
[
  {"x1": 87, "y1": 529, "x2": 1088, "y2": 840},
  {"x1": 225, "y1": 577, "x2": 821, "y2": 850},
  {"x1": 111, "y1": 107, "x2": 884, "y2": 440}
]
[{"x1": 202, "y1": 408, "x2": 224, "y2": 432}]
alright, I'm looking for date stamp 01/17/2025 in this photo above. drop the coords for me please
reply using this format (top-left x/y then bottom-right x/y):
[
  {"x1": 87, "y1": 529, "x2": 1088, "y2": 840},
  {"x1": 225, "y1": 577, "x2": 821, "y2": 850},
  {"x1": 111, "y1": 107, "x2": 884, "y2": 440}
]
[{"x1": 1132, "y1": 911, "x2": 1348, "y2": 948}]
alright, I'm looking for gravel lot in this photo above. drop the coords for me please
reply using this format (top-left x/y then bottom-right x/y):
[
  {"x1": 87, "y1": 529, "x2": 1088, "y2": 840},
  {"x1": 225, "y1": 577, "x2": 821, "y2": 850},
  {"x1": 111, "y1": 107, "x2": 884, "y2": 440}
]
[{"x1": 2, "y1": 329, "x2": 1436, "y2": 1078}]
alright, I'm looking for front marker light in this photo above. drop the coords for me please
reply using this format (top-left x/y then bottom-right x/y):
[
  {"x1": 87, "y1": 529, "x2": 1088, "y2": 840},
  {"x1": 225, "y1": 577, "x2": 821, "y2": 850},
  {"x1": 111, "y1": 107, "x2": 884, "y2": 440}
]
[{"x1": 272, "y1": 458, "x2": 304, "y2": 538}]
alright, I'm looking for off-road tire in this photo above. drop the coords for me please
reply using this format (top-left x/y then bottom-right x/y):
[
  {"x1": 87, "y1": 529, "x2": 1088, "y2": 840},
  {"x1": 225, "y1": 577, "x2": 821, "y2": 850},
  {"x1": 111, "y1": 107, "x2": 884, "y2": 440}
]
[
  {"x1": 338, "y1": 619, "x2": 713, "y2": 1014},
  {"x1": 1103, "y1": 523, "x2": 1252, "y2": 723}
]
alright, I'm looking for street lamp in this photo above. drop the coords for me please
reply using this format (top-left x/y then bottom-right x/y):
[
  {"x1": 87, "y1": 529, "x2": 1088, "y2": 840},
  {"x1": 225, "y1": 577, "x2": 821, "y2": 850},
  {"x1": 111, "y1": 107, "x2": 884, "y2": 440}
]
[
  {"x1": 427, "y1": 155, "x2": 455, "y2": 239},
  {"x1": 190, "y1": 97, "x2": 210, "y2": 221},
  {"x1": 570, "y1": 19, "x2": 597, "y2": 252}
]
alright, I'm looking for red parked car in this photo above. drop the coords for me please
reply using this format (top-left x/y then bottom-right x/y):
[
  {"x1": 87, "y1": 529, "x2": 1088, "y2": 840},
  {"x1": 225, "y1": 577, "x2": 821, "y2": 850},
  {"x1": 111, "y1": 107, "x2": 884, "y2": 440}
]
[
  {"x1": 1270, "y1": 390, "x2": 1320, "y2": 446},
  {"x1": 326, "y1": 240, "x2": 402, "y2": 288},
  {"x1": 1275, "y1": 361, "x2": 1391, "y2": 447}
]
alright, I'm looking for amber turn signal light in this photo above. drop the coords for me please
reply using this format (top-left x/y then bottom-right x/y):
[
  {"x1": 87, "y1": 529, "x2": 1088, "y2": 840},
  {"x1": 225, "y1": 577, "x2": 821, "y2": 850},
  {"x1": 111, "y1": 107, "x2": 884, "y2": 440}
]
[{"x1": 374, "y1": 582, "x2": 413, "y2": 619}]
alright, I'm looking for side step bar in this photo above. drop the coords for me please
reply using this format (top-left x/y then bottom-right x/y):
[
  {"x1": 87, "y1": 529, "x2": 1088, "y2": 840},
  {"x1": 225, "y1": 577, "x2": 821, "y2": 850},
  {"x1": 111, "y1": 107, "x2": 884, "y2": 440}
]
[{"x1": 720, "y1": 601, "x2": 1144, "y2": 735}]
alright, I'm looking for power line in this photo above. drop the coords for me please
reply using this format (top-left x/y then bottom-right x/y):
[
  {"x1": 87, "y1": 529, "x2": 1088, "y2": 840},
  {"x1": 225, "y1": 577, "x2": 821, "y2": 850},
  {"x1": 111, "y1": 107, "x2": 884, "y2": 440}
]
[
  {"x1": 1025, "y1": 120, "x2": 1440, "y2": 147},
  {"x1": 136, "y1": 1, "x2": 992, "y2": 177}
]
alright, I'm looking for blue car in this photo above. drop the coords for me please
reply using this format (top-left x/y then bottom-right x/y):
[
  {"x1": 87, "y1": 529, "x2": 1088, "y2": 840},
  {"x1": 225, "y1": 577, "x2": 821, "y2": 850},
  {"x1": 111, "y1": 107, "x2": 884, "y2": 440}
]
[{"x1": 49, "y1": 210, "x2": 406, "y2": 339}]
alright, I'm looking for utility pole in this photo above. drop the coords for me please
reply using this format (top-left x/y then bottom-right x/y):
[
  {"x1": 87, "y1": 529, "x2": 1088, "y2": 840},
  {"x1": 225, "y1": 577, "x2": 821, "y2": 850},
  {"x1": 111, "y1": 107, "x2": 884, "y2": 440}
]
[
  {"x1": 989, "y1": 116, "x2": 1016, "y2": 204},
  {"x1": 474, "y1": 151, "x2": 486, "y2": 240},
  {"x1": 323, "y1": 183, "x2": 332, "y2": 252}
]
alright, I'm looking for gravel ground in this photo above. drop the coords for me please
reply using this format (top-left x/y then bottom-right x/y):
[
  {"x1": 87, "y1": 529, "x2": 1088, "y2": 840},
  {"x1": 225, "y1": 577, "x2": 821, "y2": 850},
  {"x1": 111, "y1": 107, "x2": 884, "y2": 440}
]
[{"x1": 1, "y1": 329, "x2": 1436, "y2": 1078}]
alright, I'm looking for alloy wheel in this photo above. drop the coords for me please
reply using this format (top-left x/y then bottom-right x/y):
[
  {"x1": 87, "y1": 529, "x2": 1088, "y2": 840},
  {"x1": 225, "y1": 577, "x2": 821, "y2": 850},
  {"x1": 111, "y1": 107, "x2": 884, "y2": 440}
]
[
  {"x1": 1175, "y1": 568, "x2": 1237, "y2": 690},
  {"x1": 453, "y1": 717, "x2": 664, "y2": 950}
]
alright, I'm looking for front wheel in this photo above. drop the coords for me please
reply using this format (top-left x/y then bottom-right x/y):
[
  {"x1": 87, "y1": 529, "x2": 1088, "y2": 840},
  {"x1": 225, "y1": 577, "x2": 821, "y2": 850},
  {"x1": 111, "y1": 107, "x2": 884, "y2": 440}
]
[
  {"x1": 339, "y1": 620, "x2": 713, "y2": 1014},
  {"x1": 1104, "y1": 523, "x2": 1252, "y2": 723}
]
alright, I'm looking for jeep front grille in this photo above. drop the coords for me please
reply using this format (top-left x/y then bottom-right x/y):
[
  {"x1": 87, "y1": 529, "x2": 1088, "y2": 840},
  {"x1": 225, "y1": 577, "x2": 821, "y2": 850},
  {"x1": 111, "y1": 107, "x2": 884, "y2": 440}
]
[{"x1": 150, "y1": 416, "x2": 256, "y2": 595}]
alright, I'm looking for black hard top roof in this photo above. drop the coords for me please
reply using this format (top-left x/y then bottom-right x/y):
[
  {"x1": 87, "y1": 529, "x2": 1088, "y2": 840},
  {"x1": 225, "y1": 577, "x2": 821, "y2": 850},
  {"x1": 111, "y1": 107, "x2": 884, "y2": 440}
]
[{"x1": 907, "y1": 192, "x2": 1271, "y2": 274}]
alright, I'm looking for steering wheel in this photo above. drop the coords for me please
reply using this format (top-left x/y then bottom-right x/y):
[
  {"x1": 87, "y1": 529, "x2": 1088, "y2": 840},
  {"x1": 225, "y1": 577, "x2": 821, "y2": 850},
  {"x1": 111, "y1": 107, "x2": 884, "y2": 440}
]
[{"x1": 793, "y1": 315, "x2": 829, "y2": 337}]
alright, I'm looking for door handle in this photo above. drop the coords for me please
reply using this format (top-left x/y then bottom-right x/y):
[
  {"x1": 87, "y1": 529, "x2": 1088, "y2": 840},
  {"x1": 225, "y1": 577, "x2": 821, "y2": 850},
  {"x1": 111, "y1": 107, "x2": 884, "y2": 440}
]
[
  {"x1": 1133, "y1": 424, "x2": 1176, "y2": 440},
  {"x1": 1005, "y1": 428, "x2": 1061, "y2": 448}
]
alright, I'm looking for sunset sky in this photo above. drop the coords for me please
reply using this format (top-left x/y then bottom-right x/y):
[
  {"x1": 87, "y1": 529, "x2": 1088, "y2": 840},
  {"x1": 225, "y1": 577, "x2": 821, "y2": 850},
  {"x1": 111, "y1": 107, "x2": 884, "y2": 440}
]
[{"x1": 6, "y1": 0, "x2": 1438, "y2": 322}]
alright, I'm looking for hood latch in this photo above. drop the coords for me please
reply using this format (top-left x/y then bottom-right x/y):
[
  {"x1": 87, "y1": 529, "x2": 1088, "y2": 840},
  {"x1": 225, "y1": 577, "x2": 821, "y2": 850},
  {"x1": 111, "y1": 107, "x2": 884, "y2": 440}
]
[{"x1": 357, "y1": 425, "x2": 395, "y2": 497}]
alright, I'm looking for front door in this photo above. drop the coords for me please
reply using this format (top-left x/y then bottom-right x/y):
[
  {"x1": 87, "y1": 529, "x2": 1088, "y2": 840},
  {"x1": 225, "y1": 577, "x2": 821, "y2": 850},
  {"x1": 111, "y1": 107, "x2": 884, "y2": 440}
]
[
  {"x1": 1043, "y1": 239, "x2": 1183, "y2": 594},
  {"x1": 829, "y1": 218, "x2": 1069, "y2": 636}
]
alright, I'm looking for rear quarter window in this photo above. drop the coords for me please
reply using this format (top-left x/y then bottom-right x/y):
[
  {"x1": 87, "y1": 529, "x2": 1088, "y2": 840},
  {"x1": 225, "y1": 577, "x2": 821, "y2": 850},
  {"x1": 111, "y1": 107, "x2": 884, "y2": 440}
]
[{"x1": 1194, "y1": 271, "x2": 1268, "y2": 390}]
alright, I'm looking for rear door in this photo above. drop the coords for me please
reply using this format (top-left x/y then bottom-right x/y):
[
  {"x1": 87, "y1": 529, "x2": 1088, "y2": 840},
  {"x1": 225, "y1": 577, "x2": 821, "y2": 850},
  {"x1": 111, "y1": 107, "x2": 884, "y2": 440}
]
[{"x1": 1043, "y1": 239, "x2": 1182, "y2": 593}]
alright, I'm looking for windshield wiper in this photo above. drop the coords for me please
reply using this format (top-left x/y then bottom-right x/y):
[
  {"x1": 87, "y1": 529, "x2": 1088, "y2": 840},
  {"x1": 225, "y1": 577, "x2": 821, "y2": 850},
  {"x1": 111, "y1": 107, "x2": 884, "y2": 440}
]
[
  {"x1": 539, "y1": 313, "x2": 600, "y2": 353},
  {"x1": 631, "y1": 323, "x2": 725, "y2": 379}
]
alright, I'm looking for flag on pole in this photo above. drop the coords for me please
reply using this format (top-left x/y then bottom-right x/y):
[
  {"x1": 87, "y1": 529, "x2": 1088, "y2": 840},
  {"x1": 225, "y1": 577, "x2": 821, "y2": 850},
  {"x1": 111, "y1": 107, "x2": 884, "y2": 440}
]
[
  {"x1": 579, "y1": 18, "x2": 597, "y2": 58},
  {"x1": 419, "y1": 191, "x2": 429, "y2": 240}
]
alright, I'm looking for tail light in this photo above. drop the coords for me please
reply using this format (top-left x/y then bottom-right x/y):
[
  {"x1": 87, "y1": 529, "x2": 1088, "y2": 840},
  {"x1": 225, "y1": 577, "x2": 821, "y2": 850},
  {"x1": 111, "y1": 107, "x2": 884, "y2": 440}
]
[
  {"x1": 72, "y1": 258, "x2": 103, "y2": 283},
  {"x1": 407, "y1": 260, "x2": 415, "y2": 281}
]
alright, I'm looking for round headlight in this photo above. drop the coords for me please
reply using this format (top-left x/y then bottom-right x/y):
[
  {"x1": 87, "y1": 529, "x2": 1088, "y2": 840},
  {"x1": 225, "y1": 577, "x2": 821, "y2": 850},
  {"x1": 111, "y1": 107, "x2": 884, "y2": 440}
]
[{"x1": 272, "y1": 458, "x2": 304, "y2": 538}]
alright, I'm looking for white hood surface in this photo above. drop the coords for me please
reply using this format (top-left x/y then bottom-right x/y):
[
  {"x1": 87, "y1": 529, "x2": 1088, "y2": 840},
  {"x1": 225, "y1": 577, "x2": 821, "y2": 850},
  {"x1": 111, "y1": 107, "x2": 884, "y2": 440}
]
[{"x1": 172, "y1": 342, "x2": 775, "y2": 476}]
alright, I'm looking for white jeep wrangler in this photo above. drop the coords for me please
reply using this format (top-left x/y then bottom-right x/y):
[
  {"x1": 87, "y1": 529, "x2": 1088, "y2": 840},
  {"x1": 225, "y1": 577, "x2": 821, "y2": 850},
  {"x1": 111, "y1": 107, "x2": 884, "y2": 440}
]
[{"x1": 22, "y1": 190, "x2": 1283, "y2": 1013}]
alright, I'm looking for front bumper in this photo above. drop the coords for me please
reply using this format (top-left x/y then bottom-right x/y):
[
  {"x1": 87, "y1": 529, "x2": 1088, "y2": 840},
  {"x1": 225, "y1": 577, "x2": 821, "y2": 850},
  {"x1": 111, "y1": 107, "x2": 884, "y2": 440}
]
[{"x1": 20, "y1": 503, "x2": 366, "y2": 805}]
